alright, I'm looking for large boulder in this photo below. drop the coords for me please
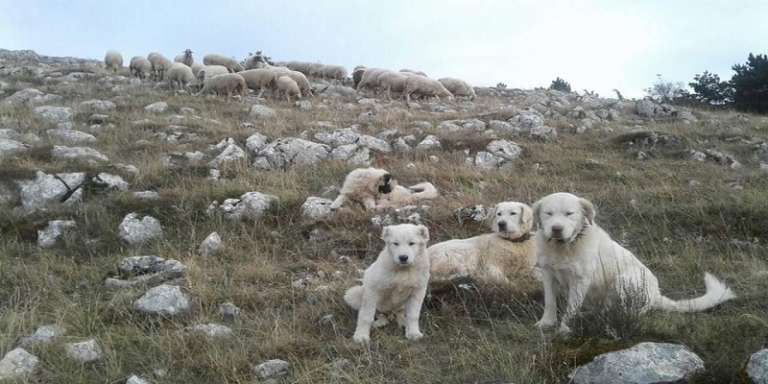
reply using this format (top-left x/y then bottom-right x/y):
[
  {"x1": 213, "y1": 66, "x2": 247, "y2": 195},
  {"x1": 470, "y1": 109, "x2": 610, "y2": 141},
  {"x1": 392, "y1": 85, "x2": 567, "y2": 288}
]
[
  {"x1": 18, "y1": 171, "x2": 86, "y2": 212},
  {"x1": 46, "y1": 129, "x2": 97, "y2": 145},
  {"x1": 134, "y1": 284, "x2": 191, "y2": 316},
  {"x1": 747, "y1": 349, "x2": 768, "y2": 384},
  {"x1": 0, "y1": 348, "x2": 39, "y2": 380},
  {"x1": 32, "y1": 105, "x2": 73, "y2": 124},
  {"x1": 2, "y1": 88, "x2": 61, "y2": 105},
  {"x1": 118, "y1": 213, "x2": 163, "y2": 246},
  {"x1": 253, "y1": 138, "x2": 330, "y2": 169},
  {"x1": 301, "y1": 196, "x2": 334, "y2": 221},
  {"x1": 0, "y1": 138, "x2": 29, "y2": 158},
  {"x1": 51, "y1": 145, "x2": 109, "y2": 163},
  {"x1": 65, "y1": 339, "x2": 103, "y2": 363},
  {"x1": 208, "y1": 192, "x2": 277, "y2": 221},
  {"x1": 570, "y1": 342, "x2": 705, "y2": 384}
]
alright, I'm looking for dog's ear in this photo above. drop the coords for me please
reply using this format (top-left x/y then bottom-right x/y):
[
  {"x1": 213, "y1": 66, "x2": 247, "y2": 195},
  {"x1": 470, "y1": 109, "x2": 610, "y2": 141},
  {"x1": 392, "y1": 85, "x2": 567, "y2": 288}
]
[
  {"x1": 531, "y1": 199, "x2": 542, "y2": 230},
  {"x1": 579, "y1": 197, "x2": 596, "y2": 225},
  {"x1": 382, "y1": 173, "x2": 392, "y2": 185},
  {"x1": 380, "y1": 226, "x2": 391, "y2": 241},
  {"x1": 417, "y1": 225, "x2": 429, "y2": 242},
  {"x1": 519, "y1": 204, "x2": 534, "y2": 233}
]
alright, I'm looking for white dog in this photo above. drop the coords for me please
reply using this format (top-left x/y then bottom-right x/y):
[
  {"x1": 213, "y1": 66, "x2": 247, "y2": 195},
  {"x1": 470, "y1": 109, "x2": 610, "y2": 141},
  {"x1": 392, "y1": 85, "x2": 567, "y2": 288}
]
[
  {"x1": 429, "y1": 202, "x2": 537, "y2": 287},
  {"x1": 344, "y1": 224, "x2": 430, "y2": 344},
  {"x1": 330, "y1": 168, "x2": 438, "y2": 211},
  {"x1": 533, "y1": 192, "x2": 736, "y2": 334}
]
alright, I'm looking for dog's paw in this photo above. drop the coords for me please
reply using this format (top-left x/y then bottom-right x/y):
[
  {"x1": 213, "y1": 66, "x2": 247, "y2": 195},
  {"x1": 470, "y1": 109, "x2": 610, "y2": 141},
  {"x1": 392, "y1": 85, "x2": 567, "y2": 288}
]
[
  {"x1": 353, "y1": 332, "x2": 370, "y2": 344},
  {"x1": 535, "y1": 318, "x2": 556, "y2": 330},
  {"x1": 405, "y1": 330, "x2": 424, "y2": 341}
]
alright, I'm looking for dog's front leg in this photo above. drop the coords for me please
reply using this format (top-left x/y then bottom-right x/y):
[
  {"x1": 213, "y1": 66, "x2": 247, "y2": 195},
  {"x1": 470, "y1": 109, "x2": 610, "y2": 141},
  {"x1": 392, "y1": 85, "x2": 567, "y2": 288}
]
[
  {"x1": 363, "y1": 196, "x2": 378, "y2": 211},
  {"x1": 330, "y1": 194, "x2": 347, "y2": 210},
  {"x1": 353, "y1": 289, "x2": 379, "y2": 344},
  {"x1": 403, "y1": 285, "x2": 427, "y2": 341},
  {"x1": 559, "y1": 278, "x2": 588, "y2": 335},
  {"x1": 535, "y1": 268, "x2": 558, "y2": 329}
]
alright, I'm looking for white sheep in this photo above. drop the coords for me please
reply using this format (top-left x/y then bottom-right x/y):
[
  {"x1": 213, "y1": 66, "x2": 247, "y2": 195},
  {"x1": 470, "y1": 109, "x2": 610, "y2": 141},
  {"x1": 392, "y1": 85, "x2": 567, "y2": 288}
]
[
  {"x1": 275, "y1": 75, "x2": 301, "y2": 102},
  {"x1": 129, "y1": 56, "x2": 151, "y2": 79},
  {"x1": 196, "y1": 73, "x2": 247, "y2": 101},
  {"x1": 377, "y1": 71, "x2": 411, "y2": 99},
  {"x1": 147, "y1": 52, "x2": 171, "y2": 81},
  {"x1": 174, "y1": 49, "x2": 194, "y2": 66},
  {"x1": 352, "y1": 65, "x2": 367, "y2": 88},
  {"x1": 271, "y1": 68, "x2": 313, "y2": 97},
  {"x1": 403, "y1": 76, "x2": 454, "y2": 104},
  {"x1": 166, "y1": 62, "x2": 195, "y2": 90},
  {"x1": 104, "y1": 50, "x2": 123, "y2": 73},
  {"x1": 438, "y1": 77, "x2": 476, "y2": 100},
  {"x1": 400, "y1": 69, "x2": 427, "y2": 77},
  {"x1": 321, "y1": 64, "x2": 348, "y2": 82},
  {"x1": 190, "y1": 63, "x2": 204, "y2": 79},
  {"x1": 203, "y1": 54, "x2": 244, "y2": 73},
  {"x1": 196, "y1": 65, "x2": 229, "y2": 84},
  {"x1": 356, "y1": 68, "x2": 388, "y2": 92},
  {"x1": 238, "y1": 68, "x2": 280, "y2": 97}
]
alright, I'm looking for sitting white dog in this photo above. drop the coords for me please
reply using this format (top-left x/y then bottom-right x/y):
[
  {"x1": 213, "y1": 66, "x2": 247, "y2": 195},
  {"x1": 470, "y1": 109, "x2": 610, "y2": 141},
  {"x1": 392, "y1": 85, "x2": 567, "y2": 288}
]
[
  {"x1": 533, "y1": 192, "x2": 736, "y2": 334},
  {"x1": 344, "y1": 224, "x2": 431, "y2": 344},
  {"x1": 429, "y1": 201, "x2": 538, "y2": 287}
]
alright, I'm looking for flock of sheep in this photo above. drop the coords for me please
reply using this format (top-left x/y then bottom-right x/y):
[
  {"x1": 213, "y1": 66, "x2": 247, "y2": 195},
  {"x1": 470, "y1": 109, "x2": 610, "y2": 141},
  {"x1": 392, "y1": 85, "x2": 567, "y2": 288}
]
[{"x1": 103, "y1": 49, "x2": 475, "y2": 103}]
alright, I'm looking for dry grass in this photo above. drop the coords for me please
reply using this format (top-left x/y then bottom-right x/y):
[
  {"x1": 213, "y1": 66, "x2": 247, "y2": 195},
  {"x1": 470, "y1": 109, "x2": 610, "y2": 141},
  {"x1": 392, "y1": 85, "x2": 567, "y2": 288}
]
[{"x1": 0, "y1": 69, "x2": 766, "y2": 383}]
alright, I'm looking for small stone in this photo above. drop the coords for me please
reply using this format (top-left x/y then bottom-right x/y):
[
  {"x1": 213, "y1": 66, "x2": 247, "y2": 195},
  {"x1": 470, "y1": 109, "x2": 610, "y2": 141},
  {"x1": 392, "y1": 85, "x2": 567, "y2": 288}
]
[
  {"x1": 37, "y1": 219, "x2": 76, "y2": 248},
  {"x1": 134, "y1": 284, "x2": 191, "y2": 316},
  {"x1": 415, "y1": 135, "x2": 441, "y2": 150},
  {"x1": 747, "y1": 349, "x2": 768, "y2": 384},
  {"x1": 0, "y1": 348, "x2": 39, "y2": 380},
  {"x1": 252, "y1": 359, "x2": 289, "y2": 379},
  {"x1": 133, "y1": 191, "x2": 160, "y2": 200},
  {"x1": 0, "y1": 138, "x2": 30, "y2": 158},
  {"x1": 186, "y1": 323, "x2": 233, "y2": 338},
  {"x1": 92, "y1": 172, "x2": 129, "y2": 191},
  {"x1": 33, "y1": 105, "x2": 73, "y2": 124},
  {"x1": 199, "y1": 232, "x2": 222, "y2": 257},
  {"x1": 51, "y1": 145, "x2": 109, "y2": 163},
  {"x1": 250, "y1": 104, "x2": 276, "y2": 119},
  {"x1": 118, "y1": 213, "x2": 163, "y2": 246},
  {"x1": 301, "y1": 196, "x2": 334, "y2": 220},
  {"x1": 126, "y1": 375, "x2": 151, "y2": 384},
  {"x1": 19, "y1": 324, "x2": 66, "y2": 347},
  {"x1": 65, "y1": 339, "x2": 103, "y2": 363},
  {"x1": 218, "y1": 302, "x2": 241, "y2": 321},
  {"x1": 145, "y1": 101, "x2": 168, "y2": 113}
]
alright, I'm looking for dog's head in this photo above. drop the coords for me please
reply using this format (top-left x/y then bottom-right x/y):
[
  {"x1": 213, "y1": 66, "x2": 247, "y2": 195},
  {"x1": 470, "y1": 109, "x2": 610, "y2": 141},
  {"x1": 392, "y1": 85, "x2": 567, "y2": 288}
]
[
  {"x1": 381, "y1": 224, "x2": 429, "y2": 267},
  {"x1": 377, "y1": 173, "x2": 394, "y2": 194},
  {"x1": 532, "y1": 193, "x2": 595, "y2": 244},
  {"x1": 488, "y1": 201, "x2": 533, "y2": 240}
]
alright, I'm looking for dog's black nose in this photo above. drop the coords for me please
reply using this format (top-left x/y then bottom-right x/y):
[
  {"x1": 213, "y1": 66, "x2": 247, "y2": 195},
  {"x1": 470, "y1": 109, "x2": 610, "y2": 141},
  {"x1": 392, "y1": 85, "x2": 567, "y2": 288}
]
[
  {"x1": 398, "y1": 255, "x2": 409, "y2": 263},
  {"x1": 498, "y1": 221, "x2": 507, "y2": 230},
  {"x1": 551, "y1": 225, "x2": 564, "y2": 235}
]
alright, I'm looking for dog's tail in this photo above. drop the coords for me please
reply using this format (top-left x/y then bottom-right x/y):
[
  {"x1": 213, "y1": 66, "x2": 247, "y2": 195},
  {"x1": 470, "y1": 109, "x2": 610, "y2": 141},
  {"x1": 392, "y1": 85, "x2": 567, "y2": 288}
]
[
  {"x1": 407, "y1": 182, "x2": 438, "y2": 200},
  {"x1": 343, "y1": 286, "x2": 364, "y2": 310},
  {"x1": 655, "y1": 272, "x2": 736, "y2": 312}
]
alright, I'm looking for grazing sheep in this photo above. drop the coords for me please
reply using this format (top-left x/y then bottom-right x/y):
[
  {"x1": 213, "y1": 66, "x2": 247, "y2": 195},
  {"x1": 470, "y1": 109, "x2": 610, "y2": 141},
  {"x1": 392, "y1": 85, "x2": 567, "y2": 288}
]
[
  {"x1": 196, "y1": 73, "x2": 247, "y2": 100},
  {"x1": 147, "y1": 52, "x2": 171, "y2": 81},
  {"x1": 203, "y1": 54, "x2": 244, "y2": 73},
  {"x1": 404, "y1": 76, "x2": 454, "y2": 104},
  {"x1": 272, "y1": 68, "x2": 313, "y2": 97},
  {"x1": 285, "y1": 61, "x2": 311, "y2": 76},
  {"x1": 438, "y1": 77, "x2": 476, "y2": 100},
  {"x1": 352, "y1": 66, "x2": 366, "y2": 88},
  {"x1": 356, "y1": 68, "x2": 388, "y2": 92},
  {"x1": 104, "y1": 50, "x2": 123, "y2": 73},
  {"x1": 166, "y1": 62, "x2": 195, "y2": 90},
  {"x1": 190, "y1": 63, "x2": 204, "y2": 78},
  {"x1": 174, "y1": 49, "x2": 194, "y2": 66},
  {"x1": 400, "y1": 69, "x2": 427, "y2": 77},
  {"x1": 377, "y1": 71, "x2": 410, "y2": 99},
  {"x1": 321, "y1": 64, "x2": 348, "y2": 82},
  {"x1": 244, "y1": 52, "x2": 270, "y2": 70},
  {"x1": 275, "y1": 75, "x2": 301, "y2": 102},
  {"x1": 239, "y1": 68, "x2": 280, "y2": 97},
  {"x1": 129, "y1": 56, "x2": 151, "y2": 79},
  {"x1": 196, "y1": 65, "x2": 229, "y2": 84}
]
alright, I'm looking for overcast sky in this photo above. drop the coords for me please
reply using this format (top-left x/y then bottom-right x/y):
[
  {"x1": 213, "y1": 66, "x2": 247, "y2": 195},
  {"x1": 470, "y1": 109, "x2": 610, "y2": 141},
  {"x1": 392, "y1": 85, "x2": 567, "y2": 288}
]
[{"x1": 1, "y1": 0, "x2": 766, "y2": 98}]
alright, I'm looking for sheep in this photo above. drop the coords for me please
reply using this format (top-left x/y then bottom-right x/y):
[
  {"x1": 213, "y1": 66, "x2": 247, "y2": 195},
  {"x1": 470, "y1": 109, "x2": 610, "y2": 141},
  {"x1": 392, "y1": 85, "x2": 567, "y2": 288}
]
[
  {"x1": 147, "y1": 52, "x2": 171, "y2": 81},
  {"x1": 196, "y1": 65, "x2": 229, "y2": 83},
  {"x1": 166, "y1": 62, "x2": 195, "y2": 91},
  {"x1": 321, "y1": 64, "x2": 348, "y2": 82},
  {"x1": 400, "y1": 69, "x2": 427, "y2": 77},
  {"x1": 190, "y1": 63, "x2": 204, "y2": 79},
  {"x1": 244, "y1": 52, "x2": 271, "y2": 70},
  {"x1": 356, "y1": 68, "x2": 388, "y2": 92},
  {"x1": 377, "y1": 71, "x2": 411, "y2": 99},
  {"x1": 275, "y1": 75, "x2": 301, "y2": 102},
  {"x1": 438, "y1": 77, "x2": 476, "y2": 100},
  {"x1": 203, "y1": 54, "x2": 244, "y2": 73},
  {"x1": 308, "y1": 63, "x2": 324, "y2": 78},
  {"x1": 238, "y1": 68, "x2": 280, "y2": 97},
  {"x1": 403, "y1": 76, "x2": 454, "y2": 104},
  {"x1": 129, "y1": 56, "x2": 151, "y2": 79},
  {"x1": 271, "y1": 68, "x2": 313, "y2": 97},
  {"x1": 104, "y1": 50, "x2": 123, "y2": 73},
  {"x1": 174, "y1": 49, "x2": 194, "y2": 66},
  {"x1": 352, "y1": 66, "x2": 366, "y2": 88},
  {"x1": 196, "y1": 73, "x2": 247, "y2": 101}
]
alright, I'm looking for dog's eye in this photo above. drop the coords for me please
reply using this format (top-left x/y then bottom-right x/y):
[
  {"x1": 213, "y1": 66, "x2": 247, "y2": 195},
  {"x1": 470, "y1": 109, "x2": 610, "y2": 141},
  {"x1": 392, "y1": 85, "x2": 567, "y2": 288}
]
[
  {"x1": 393, "y1": 242, "x2": 400, "y2": 246},
  {"x1": 408, "y1": 242, "x2": 415, "y2": 246},
  {"x1": 545, "y1": 212, "x2": 553, "y2": 216},
  {"x1": 565, "y1": 211, "x2": 575, "y2": 216},
  {"x1": 510, "y1": 212, "x2": 517, "y2": 215},
  {"x1": 497, "y1": 212, "x2": 502, "y2": 216}
]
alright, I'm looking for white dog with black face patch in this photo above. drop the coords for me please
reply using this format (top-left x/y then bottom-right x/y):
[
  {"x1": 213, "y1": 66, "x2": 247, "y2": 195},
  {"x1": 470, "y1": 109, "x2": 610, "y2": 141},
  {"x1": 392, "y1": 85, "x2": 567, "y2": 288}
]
[
  {"x1": 429, "y1": 202, "x2": 538, "y2": 287},
  {"x1": 533, "y1": 192, "x2": 736, "y2": 335},
  {"x1": 329, "y1": 167, "x2": 439, "y2": 212},
  {"x1": 344, "y1": 224, "x2": 430, "y2": 344}
]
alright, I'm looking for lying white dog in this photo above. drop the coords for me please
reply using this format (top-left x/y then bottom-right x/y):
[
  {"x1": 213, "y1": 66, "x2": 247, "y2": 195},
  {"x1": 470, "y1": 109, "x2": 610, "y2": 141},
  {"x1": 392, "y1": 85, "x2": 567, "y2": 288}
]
[
  {"x1": 429, "y1": 202, "x2": 537, "y2": 287},
  {"x1": 329, "y1": 167, "x2": 438, "y2": 211},
  {"x1": 533, "y1": 192, "x2": 736, "y2": 334},
  {"x1": 344, "y1": 223, "x2": 430, "y2": 343}
]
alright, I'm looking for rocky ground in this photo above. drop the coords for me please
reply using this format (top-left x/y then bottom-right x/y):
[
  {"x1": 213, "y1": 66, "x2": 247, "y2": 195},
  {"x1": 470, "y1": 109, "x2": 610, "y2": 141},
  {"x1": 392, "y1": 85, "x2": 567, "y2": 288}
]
[{"x1": 1, "y1": 48, "x2": 767, "y2": 383}]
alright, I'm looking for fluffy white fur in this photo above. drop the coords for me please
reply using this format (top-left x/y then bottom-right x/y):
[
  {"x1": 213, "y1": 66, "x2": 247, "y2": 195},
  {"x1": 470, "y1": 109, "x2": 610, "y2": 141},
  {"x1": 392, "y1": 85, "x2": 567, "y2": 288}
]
[
  {"x1": 330, "y1": 168, "x2": 438, "y2": 211},
  {"x1": 344, "y1": 224, "x2": 431, "y2": 344},
  {"x1": 533, "y1": 192, "x2": 736, "y2": 334},
  {"x1": 429, "y1": 202, "x2": 537, "y2": 286}
]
